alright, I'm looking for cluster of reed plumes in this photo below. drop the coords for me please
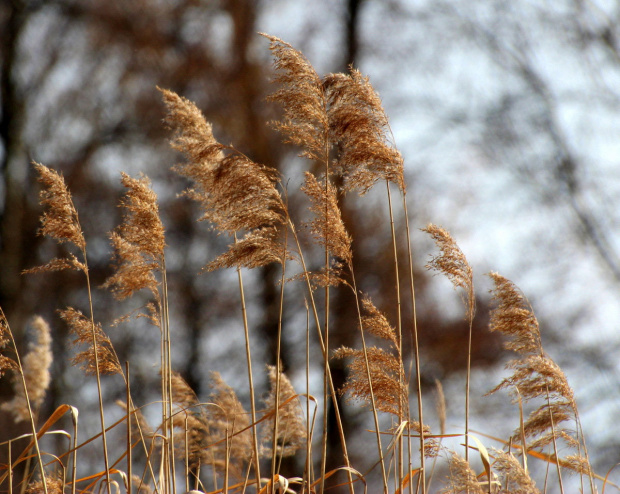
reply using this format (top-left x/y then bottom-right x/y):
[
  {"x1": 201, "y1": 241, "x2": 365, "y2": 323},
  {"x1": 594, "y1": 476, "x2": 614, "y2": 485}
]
[{"x1": 0, "y1": 33, "x2": 612, "y2": 494}]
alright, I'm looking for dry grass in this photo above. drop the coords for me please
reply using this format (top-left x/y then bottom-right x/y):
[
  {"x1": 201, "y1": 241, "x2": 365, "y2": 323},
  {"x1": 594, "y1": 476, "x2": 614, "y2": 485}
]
[{"x1": 0, "y1": 33, "x2": 613, "y2": 494}]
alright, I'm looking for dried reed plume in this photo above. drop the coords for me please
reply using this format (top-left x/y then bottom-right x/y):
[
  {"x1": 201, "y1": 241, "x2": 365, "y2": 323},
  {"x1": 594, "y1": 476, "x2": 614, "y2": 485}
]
[
  {"x1": 487, "y1": 272, "x2": 594, "y2": 490},
  {"x1": 170, "y1": 371, "x2": 210, "y2": 475},
  {"x1": 263, "y1": 366, "x2": 307, "y2": 458},
  {"x1": 59, "y1": 307, "x2": 121, "y2": 375},
  {"x1": 206, "y1": 226, "x2": 286, "y2": 271},
  {"x1": 26, "y1": 163, "x2": 86, "y2": 274},
  {"x1": 424, "y1": 224, "x2": 475, "y2": 464},
  {"x1": 25, "y1": 474, "x2": 65, "y2": 494},
  {"x1": 359, "y1": 295, "x2": 399, "y2": 349},
  {"x1": 333, "y1": 346, "x2": 407, "y2": 417},
  {"x1": 301, "y1": 171, "x2": 352, "y2": 265},
  {"x1": 208, "y1": 371, "x2": 253, "y2": 480},
  {"x1": 324, "y1": 69, "x2": 405, "y2": 194},
  {"x1": 487, "y1": 272, "x2": 577, "y2": 435},
  {"x1": 2, "y1": 316, "x2": 52, "y2": 423},
  {"x1": 104, "y1": 172, "x2": 165, "y2": 301},
  {"x1": 423, "y1": 224, "x2": 474, "y2": 320},
  {"x1": 490, "y1": 448, "x2": 540, "y2": 493},
  {"x1": 442, "y1": 452, "x2": 484, "y2": 494},
  {"x1": 0, "y1": 312, "x2": 18, "y2": 378},
  {"x1": 161, "y1": 88, "x2": 286, "y2": 271},
  {"x1": 29, "y1": 161, "x2": 116, "y2": 494},
  {"x1": 261, "y1": 34, "x2": 328, "y2": 162}
]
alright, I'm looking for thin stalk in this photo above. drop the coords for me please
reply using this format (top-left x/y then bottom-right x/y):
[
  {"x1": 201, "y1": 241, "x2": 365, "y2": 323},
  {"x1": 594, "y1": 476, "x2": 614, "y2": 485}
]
[
  {"x1": 271, "y1": 230, "x2": 288, "y2": 493},
  {"x1": 401, "y1": 191, "x2": 425, "y2": 494},
  {"x1": 574, "y1": 414, "x2": 596, "y2": 494},
  {"x1": 287, "y1": 218, "x2": 353, "y2": 493},
  {"x1": 304, "y1": 302, "x2": 312, "y2": 494},
  {"x1": 126, "y1": 363, "x2": 132, "y2": 494},
  {"x1": 386, "y1": 183, "x2": 405, "y2": 488},
  {"x1": 184, "y1": 414, "x2": 189, "y2": 493},
  {"x1": 158, "y1": 319, "x2": 168, "y2": 494},
  {"x1": 465, "y1": 316, "x2": 473, "y2": 465},
  {"x1": 161, "y1": 263, "x2": 176, "y2": 494},
  {"x1": 8, "y1": 441, "x2": 12, "y2": 494},
  {"x1": 543, "y1": 389, "x2": 564, "y2": 494},
  {"x1": 348, "y1": 273, "x2": 389, "y2": 492},
  {"x1": 84, "y1": 269, "x2": 112, "y2": 494},
  {"x1": 224, "y1": 425, "x2": 230, "y2": 494},
  {"x1": 70, "y1": 406, "x2": 78, "y2": 494},
  {"x1": 235, "y1": 257, "x2": 262, "y2": 489},
  {"x1": 320, "y1": 154, "x2": 330, "y2": 494}
]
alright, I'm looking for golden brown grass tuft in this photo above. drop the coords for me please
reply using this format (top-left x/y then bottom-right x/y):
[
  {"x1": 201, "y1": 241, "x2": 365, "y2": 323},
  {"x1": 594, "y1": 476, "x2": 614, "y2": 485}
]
[
  {"x1": 206, "y1": 226, "x2": 287, "y2": 272},
  {"x1": 442, "y1": 452, "x2": 484, "y2": 494},
  {"x1": 207, "y1": 371, "x2": 253, "y2": 481},
  {"x1": 25, "y1": 163, "x2": 86, "y2": 275},
  {"x1": 161, "y1": 88, "x2": 285, "y2": 236},
  {"x1": 25, "y1": 474, "x2": 65, "y2": 494},
  {"x1": 359, "y1": 295, "x2": 399, "y2": 348},
  {"x1": 423, "y1": 224, "x2": 474, "y2": 320},
  {"x1": 59, "y1": 307, "x2": 121, "y2": 376},
  {"x1": 0, "y1": 311, "x2": 18, "y2": 378},
  {"x1": 1, "y1": 316, "x2": 52, "y2": 423},
  {"x1": 324, "y1": 69, "x2": 405, "y2": 194},
  {"x1": 300, "y1": 171, "x2": 352, "y2": 265},
  {"x1": 333, "y1": 345, "x2": 407, "y2": 417},
  {"x1": 487, "y1": 272, "x2": 594, "y2": 490},
  {"x1": 490, "y1": 448, "x2": 540, "y2": 494},
  {"x1": 261, "y1": 33, "x2": 328, "y2": 162},
  {"x1": 104, "y1": 172, "x2": 165, "y2": 301},
  {"x1": 32, "y1": 162, "x2": 85, "y2": 250}
]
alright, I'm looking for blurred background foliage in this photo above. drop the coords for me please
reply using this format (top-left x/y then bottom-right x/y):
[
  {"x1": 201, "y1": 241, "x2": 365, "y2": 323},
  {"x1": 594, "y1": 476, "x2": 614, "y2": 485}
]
[{"x1": 1, "y1": 0, "x2": 620, "y2": 489}]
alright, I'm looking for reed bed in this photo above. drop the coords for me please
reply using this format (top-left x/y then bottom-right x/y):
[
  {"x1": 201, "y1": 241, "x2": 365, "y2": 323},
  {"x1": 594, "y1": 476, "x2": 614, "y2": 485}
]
[{"x1": 0, "y1": 34, "x2": 614, "y2": 494}]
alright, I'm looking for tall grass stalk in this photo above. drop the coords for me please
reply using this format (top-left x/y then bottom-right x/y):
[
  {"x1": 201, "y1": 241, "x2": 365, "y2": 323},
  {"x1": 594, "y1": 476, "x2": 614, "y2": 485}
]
[{"x1": 235, "y1": 258, "x2": 262, "y2": 489}]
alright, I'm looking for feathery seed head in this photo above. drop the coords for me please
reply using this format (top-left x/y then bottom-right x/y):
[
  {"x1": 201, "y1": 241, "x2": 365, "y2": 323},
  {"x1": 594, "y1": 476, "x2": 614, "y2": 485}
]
[
  {"x1": 59, "y1": 307, "x2": 121, "y2": 376},
  {"x1": 263, "y1": 366, "x2": 307, "y2": 457},
  {"x1": 161, "y1": 87, "x2": 286, "y2": 261},
  {"x1": 334, "y1": 346, "x2": 407, "y2": 416},
  {"x1": 324, "y1": 69, "x2": 405, "y2": 194},
  {"x1": 360, "y1": 295, "x2": 398, "y2": 349},
  {"x1": 488, "y1": 271, "x2": 541, "y2": 355},
  {"x1": 104, "y1": 172, "x2": 165, "y2": 301},
  {"x1": 1, "y1": 316, "x2": 52, "y2": 422},
  {"x1": 261, "y1": 33, "x2": 328, "y2": 162},
  {"x1": 0, "y1": 311, "x2": 18, "y2": 378},
  {"x1": 301, "y1": 171, "x2": 352, "y2": 264},
  {"x1": 33, "y1": 162, "x2": 86, "y2": 250},
  {"x1": 423, "y1": 224, "x2": 474, "y2": 320}
]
